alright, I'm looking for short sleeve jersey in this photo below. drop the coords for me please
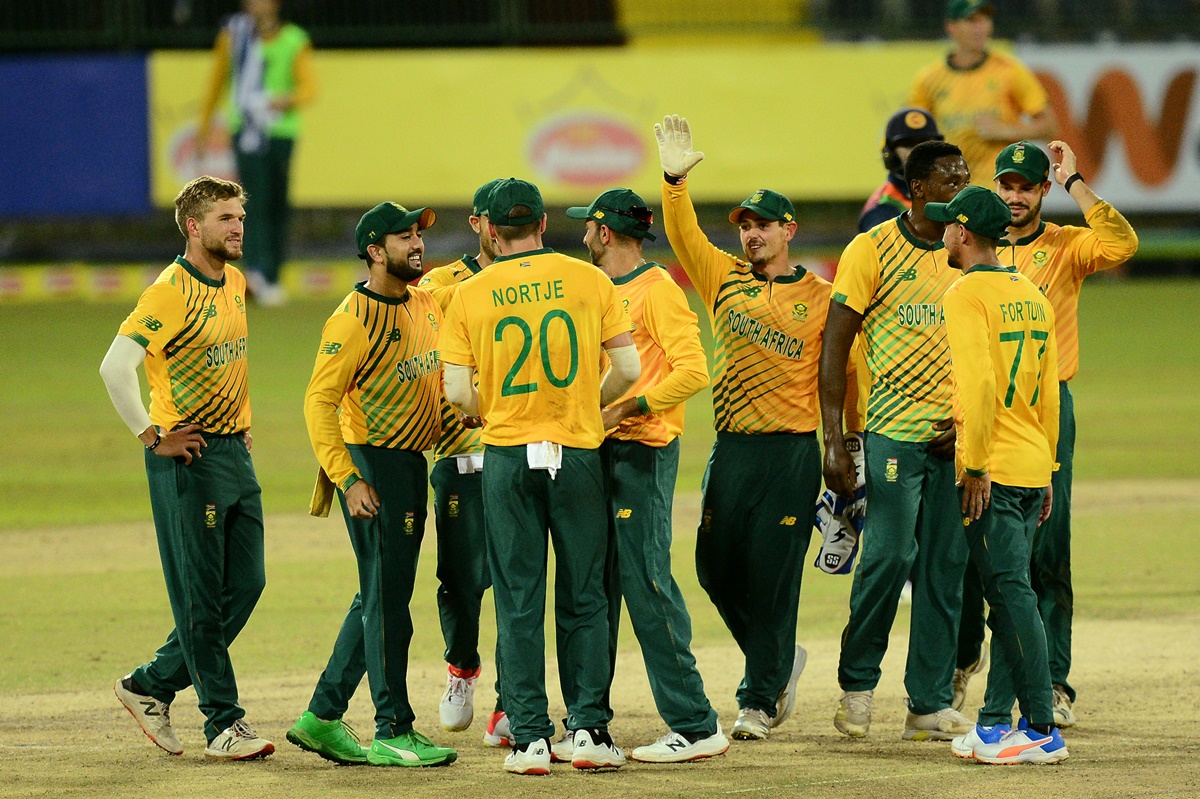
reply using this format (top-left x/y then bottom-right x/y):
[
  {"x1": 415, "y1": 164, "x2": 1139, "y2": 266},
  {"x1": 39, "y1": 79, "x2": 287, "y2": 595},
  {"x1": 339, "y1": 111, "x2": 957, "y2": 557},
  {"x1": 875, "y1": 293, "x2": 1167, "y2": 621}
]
[
  {"x1": 418, "y1": 255, "x2": 485, "y2": 460},
  {"x1": 999, "y1": 203, "x2": 1138, "y2": 381},
  {"x1": 662, "y1": 179, "x2": 832, "y2": 434},
  {"x1": 832, "y1": 217, "x2": 957, "y2": 442},
  {"x1": 439, "y1": 248, "x2": 633, "y2": 449},
  {"x1": 943, "y1": 266, "x2": 1060, "y2": 487},
  {"x1": 118, "y1": 256, "x2": 251, "y2": 434},
  {"x1": 303, "y1": 283, "x2": 442, "y2": 487},
  {"x1": 910, "y1": 51, "x2": 1049, "y2": 187},
  {"x1": 607, "y1": 263, "x2": 709, "y2": 448}
]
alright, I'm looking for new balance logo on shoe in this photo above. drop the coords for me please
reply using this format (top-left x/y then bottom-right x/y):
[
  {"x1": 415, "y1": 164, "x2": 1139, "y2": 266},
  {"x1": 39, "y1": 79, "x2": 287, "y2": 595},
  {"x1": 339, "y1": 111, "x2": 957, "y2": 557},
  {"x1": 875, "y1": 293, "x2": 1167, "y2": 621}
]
[{"x1": 140, "y1": 700, "x2": 159, "y2": 716}]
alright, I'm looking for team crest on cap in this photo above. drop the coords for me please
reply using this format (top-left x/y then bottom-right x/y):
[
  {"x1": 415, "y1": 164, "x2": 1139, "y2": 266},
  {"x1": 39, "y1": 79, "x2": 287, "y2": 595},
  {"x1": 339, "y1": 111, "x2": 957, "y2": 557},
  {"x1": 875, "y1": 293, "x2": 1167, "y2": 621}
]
[
  {"x1": 905, "y1": 111, "x2": 926, "y2": 128},
  {"x1": 750, "y1": 191, "x2": 765, "y2": 204},
  {"x1": 1033, "y1": 250, "x2": 1048, "y2": 266},
  {"x1": 390, "y1": 202, "x2": 408, "y2": 211},
  {"x1": 792, "y1": 302, "x2": 808, "y2": 321},
  {"x1": 1012, "y1": 145, "x2": 1026, "y2": 164}
]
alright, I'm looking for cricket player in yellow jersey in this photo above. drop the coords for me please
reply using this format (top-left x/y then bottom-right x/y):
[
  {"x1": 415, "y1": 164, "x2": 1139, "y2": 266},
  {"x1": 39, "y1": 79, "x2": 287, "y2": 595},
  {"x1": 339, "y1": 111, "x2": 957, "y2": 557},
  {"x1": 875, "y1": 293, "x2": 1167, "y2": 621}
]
[
  {"x1": 416, "y1": 179, "x2": 512, "y2": 746},
  {"x1": 821, "y1": 141, "x2": 975, "y2": 741},
  {"x1": 101, "y1": 176, "x2": 273, "y2": 760},
  {"x1": 565, "y1": 187, "x2": 727, "y2": 763},
  {"x1": 929, "y1": 185, "x2": 1069, "y2": 765},
  {"x1": 440, "y1": 178, "x2": 639, "y2": 775},
  {"x1": 655, "y1": 115, "x2": 832, "y2": 742},
  {"x1": 910, "y1": 0, "x2": 1056, "y2": 187},
  {"x1": 953, "y1": 140, "x2": 1138, "y2": 724},
  {"x1": 287, "y1": 201, "x2": 457, "y2": 768}
]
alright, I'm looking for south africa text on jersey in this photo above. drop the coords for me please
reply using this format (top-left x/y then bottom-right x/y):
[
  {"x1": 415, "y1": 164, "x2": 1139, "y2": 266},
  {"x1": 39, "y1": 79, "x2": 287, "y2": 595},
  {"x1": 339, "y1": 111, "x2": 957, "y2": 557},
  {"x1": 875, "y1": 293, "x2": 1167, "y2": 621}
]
[
  {"x1": 396, "y1": 350, "x2": 441, "y2": 384},
  {"x1": 205, "y1": 337, "x2": 248, "y2": 368},
  {"x1": 726, "y1": 309, "x2": 805, "y2": 360},
  {"x1": 491, "y1": 279, "x2": 565, "y2": 307},
  {"x1": 896, "y1": 303, "x2": 945, "y2": 327}
]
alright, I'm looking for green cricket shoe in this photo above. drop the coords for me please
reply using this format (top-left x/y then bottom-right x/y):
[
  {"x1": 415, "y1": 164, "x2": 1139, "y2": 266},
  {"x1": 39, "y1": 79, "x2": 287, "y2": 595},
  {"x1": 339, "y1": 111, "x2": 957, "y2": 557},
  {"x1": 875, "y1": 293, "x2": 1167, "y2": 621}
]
[
  {"x1": 368, "y1": 730, "x2": 458, "y2": 767},
  {"x1": 286, "y1": 711, "x2": 368, "y2": 765}
]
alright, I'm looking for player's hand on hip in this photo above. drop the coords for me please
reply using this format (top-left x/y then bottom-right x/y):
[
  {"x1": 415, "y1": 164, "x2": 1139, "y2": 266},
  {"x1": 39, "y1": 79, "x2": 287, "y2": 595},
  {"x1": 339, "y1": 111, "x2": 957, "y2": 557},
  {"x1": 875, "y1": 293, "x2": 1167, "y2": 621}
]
[
  {"x1": 1038, "y1": 482, "x2": 1053, "y2": 525},
  {"x1": 345, "y1": 480, "x2": 381, "y2": 519},
  {"x1": 243, "y1": 430, "x2": 253, "y2": 451},
  {"x1": 155, "y1": 424, "x2": 207, "y2": 465},
  {"x1": 1047, "y1": 141, "x2": 1077, "y2": 184},
  {"x1": 654, "y1": 114, "x2": 705, "y2": 177},
  {"x1": 960, "y1": 472, "x2": 991, "y2": 521},
  {"x1": 928, "y1": 417, "x2": 956, "y2": 460},
  {"x1": 822, "y1": 440, "x2": 858, "y2": 502}
]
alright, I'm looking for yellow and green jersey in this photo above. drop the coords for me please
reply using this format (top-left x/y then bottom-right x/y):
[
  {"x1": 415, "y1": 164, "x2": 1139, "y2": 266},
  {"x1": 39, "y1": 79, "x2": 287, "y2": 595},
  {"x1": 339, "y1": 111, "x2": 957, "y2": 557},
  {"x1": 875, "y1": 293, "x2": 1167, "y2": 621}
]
[
  {"x1": 1000, "y1": 203, "x2": 1138, "y2": 381},
  {"x1": 910, "y1": 51, "x2": 1049, "y2": 187},
  {"x1": 662, "y1": 179, "x2": 831, "y2": 434},
  {"x1": 943, "y1": 265, "x2": 1060, "y2": 487},
  {"x1": 418, "y1": 255, "x2": 485, "y2": 461},
  {"x1": 439, "y1": 248, "x2": 632, "y2": 449},
  {"x1": 118, "y1": 256, "x2": 251, "y2": 435},
  {"x1": 304, "y1": 282, "x2": 443, "y2": 489},
  {"x1": 607, "y1": 262, "x2": 709, "y2": 448},
  {"x1": 832, "y1": 217, "x2": 957, "y2": 442}
]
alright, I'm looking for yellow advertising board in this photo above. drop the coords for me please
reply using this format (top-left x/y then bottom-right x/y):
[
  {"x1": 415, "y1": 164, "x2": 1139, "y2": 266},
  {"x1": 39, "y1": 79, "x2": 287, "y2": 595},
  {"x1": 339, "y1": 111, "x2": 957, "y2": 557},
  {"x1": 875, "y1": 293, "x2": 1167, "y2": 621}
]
[{"x1": 149, "y1": 42, "x2": 946, "y2": 208}]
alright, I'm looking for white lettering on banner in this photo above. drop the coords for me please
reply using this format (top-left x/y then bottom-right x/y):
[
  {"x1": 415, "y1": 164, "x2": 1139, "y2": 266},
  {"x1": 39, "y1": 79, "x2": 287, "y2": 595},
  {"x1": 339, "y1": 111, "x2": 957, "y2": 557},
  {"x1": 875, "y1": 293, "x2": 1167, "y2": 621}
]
[{"x1": 1016, "y1": 43, "x2": 1200, "y2": 211}]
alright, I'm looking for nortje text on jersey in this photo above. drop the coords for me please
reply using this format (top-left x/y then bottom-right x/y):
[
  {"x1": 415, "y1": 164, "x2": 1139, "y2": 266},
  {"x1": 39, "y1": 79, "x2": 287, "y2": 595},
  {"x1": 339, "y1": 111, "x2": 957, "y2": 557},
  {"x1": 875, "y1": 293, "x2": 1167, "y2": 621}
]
[
  {"x1": 491, "y1": 279, "x2": 565, "y2": 307},
  {"x1": 395, "y1": 350, "x2": 441, "y2": 384},
  {"x1": 205, "y1": 337, "x2": 248, "y2": 368},
  {"x1": 726, "y1": 309, "x2": 804, "y2": 360}
]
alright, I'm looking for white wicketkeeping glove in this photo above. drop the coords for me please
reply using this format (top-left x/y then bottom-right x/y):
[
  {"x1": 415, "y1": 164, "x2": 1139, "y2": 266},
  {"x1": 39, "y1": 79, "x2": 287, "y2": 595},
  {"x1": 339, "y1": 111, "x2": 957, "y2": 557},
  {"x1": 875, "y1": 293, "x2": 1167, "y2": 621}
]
[
  {"x1": 814, "y1": 433, "x2": 867, "y2": 575},
  {"x1": 654, "y1": 114, "x2": 706, "y2": 177}
]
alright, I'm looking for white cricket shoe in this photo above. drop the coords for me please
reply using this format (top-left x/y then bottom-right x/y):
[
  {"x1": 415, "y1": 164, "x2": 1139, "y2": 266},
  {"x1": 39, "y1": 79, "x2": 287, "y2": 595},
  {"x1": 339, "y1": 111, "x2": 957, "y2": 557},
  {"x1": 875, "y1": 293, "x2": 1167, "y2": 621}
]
[
  {"x1": 952, "y1": 640, "x2": 990, "y2": 712},
  {"x1": 951, "y1": 722, "x2": 1011, "y2": 759},
  {"x1": 973, "y1": 724, "x2": 1069, "y2": 765},
  {"x1": 1052, "y1": 684, "x2": 1076, "y2": 728},
  {"x1": 903, "y1": 707, "x2": 974, "y2": 741},
  {"x1": 834, "y1": 690, "x2": 873, "y2": 738},
  {"x1": 504, "y1": 738, "x2": 551, "y2": 775},
  {"x1": 114, "y1": 675, "x2": 183, "y2": 755},
  {"x1": 631, "y1": 724, "x2": 729, "y2": 763},
  {"x1": 571, "y1": 728, "x2": 626, "y2": 770},
  {"x1": 204, "y1": 719, "x2": 275, "y2": 760},
  {"x1": 439, "y1": 665, "x2": 478, "y2": 731},
  {"x1": 482, "y1": 711, "x2": 514, "y2": 747},
  {"x1": 772, "y1": 644, "x2": 808, "y2": 728},
  {"x1": 549, "y1": 726, "x2": 575, "y2": 762},
  {"x1": 731, "y1": 707, "x2": 770, "y2": 740}
]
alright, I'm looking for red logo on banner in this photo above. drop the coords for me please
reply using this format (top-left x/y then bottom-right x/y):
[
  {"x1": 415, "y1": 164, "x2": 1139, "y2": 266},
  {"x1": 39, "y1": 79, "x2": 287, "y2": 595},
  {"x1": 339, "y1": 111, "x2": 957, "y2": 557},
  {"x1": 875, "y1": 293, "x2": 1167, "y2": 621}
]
[
  {"x1": 1037, "y1": 69, "x2": 1196, "y2": 187},
  {"x1": 527, "y1": 114, "x2": 646, "y2": 186}
]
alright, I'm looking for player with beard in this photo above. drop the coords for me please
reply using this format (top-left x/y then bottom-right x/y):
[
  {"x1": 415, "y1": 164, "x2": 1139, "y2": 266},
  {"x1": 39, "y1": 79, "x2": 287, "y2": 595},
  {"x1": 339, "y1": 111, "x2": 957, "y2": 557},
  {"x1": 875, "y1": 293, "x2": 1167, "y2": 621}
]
[
  {"x1": 951, "y1": 140, "x2": 1138, "y2": 724},
  {"x1": 103, "y1": 176, "x2": 275, "y2": 760},
  {"x1": 287, "y1": 201, "x2": 457, "y2": 767},
  {"x1": 656, "y1": 115, "x2": 847, "y2": 741}
]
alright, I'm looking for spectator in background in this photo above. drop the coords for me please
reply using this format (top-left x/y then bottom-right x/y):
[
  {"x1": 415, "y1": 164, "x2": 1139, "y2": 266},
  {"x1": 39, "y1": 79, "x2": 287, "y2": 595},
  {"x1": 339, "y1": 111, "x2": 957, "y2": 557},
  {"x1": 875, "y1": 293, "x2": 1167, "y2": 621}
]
[
  {"x1": 910, "y1": 0, "x2": 1055, "y2": 188},
  {"x1": 859, "y1": 108, "x2": 944, "y2": 233},
  {"x1": 198, "y1": 0, "x2": 316, "y2": 306}
]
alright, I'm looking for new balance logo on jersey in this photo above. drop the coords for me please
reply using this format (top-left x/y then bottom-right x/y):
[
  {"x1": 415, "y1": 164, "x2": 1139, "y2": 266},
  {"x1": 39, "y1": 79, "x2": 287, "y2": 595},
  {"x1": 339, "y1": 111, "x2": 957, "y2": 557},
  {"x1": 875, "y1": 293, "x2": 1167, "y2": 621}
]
[
  {"x1": 897, "y1": 266, "x2": 918, "y2": 281},
  {"x1": 741, "y1": 285, "x2": 763, "y2": 298},
  {"x1": 780, "y1": 516, "x2": 797, "y2": 526},
  {"x1": 615, "y1": 508, "x2": 632, "y2": 519},
  {"x1": 388, "y1": 328, "x2": 402, "y2": 343},
  {"x1": 320, "y1": 341, "x2": 342, "y2": 355},
  {"x1": 139, "y1": 315, "x2": 163, "y2": 332},
  {"x1": 203, "y1": 304, "x2": 218, "y2": 319}
]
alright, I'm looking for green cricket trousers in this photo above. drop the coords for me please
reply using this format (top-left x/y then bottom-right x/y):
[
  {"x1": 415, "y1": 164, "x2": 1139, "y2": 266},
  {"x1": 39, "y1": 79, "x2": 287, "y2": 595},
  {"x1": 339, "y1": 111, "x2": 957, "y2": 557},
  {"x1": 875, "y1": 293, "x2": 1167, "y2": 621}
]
[
  {"x1": 837, "y1": 433, "x2": 969, "y2": 715},
  {"x1": 482, "y1": 444, "x2": 610, "y2": 745},
  {"x1": 695, "y1": 431, "x2": 821, "y2": 716},
  {"x1": 132, "y1": 434, "x2": 265, "y2": 743},
  {"x1": 305, "y1": 446, "x2": 427, "y2": 739},
  {"x1": 963, "y1": 483, "x2": 1056, "y2": 727}
]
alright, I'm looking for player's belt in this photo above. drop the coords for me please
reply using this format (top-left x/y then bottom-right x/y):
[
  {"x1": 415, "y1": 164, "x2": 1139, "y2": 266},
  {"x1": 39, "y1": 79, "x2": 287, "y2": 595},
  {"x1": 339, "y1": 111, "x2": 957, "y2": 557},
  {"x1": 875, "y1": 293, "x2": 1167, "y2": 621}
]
[{"x1": 455, "y1": 453, "x2": 485, "y2": 474}]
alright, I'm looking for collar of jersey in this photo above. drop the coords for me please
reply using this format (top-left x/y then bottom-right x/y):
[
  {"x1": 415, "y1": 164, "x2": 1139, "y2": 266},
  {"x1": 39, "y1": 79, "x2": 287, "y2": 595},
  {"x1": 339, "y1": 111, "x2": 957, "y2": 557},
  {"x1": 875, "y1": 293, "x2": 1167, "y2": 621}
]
[
  {"x1": 176, "y1": 255, "x2": 225, "y2": 287},
  {"x1": 492, "y1": 247, "x2": 554, "y2": 264},
  {"x1": 751, "y1": 264, "x2": 808, "y2": 284},
  {"x1": 1002, "y1": 221, "x2": 1047, "y2": 248},
  {"x1": 945, "y1": 50, "x2": 990, "y2": 73},
  {"x1": 354, "y1": 280, "x2": 409, "y2": 305},
  {"x1": 896, "y1": 215, "x2": 945, "y2": 251},
  {"x1": 611, "y1": 261, "x2": 661, "y2": 286},
  {"x1": 462, "y1": 254, "x2": 483, "y2": 273},
  {"x1": 964, "y1": 263, "x2": 1017, "y2": 274}
]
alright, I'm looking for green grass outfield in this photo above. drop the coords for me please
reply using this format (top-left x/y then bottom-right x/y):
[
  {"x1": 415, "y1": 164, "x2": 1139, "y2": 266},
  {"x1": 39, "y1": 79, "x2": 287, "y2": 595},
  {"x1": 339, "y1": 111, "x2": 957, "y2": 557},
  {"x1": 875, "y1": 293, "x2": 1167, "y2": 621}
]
[{"x1": 2, "y1": 277, "x2": 1198, "y2": 529}]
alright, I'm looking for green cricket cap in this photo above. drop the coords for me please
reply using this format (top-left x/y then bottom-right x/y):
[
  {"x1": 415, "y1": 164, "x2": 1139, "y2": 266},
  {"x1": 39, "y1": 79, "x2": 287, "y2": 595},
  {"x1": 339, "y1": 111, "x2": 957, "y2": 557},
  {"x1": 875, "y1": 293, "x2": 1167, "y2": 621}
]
[
  {"x1": 993, "y1": 141, "x2": 1051, "y2": 184},
  {"x1": 728, "y1": 188, "x2": 796, "y2": 224},
  {"x1": 355, "y1": 202, "x2": 436, "y2": 259},
  {"x1": 488, "y1": 178, "x2": 545, "y2": 227},
  {"x1": 472, "y1": 178, "x2": 504, "y2": 218},
  {"x1": 565, "y1": 188, "x2": 658, "y2": 242},
  {"x1": 945, "y1": 0, "x2": 994, "y2": 19},
  {"x1": 925, "y1": 185, "x2": 1012, "y2": 240}
]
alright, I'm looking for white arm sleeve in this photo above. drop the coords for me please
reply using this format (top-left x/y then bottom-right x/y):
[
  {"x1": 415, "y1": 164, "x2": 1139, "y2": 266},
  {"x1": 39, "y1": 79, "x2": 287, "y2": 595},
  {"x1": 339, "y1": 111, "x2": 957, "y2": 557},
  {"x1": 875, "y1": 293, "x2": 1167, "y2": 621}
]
[
  {"x1": 99, "y1": 335, "x2": 153, "y2": 436},
  {"x1": 443, "y1": 363, "x2": 480, "y2": 416},
  {"x1": 600, "y1": 344, "x2": 641, "y2": 406}
]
